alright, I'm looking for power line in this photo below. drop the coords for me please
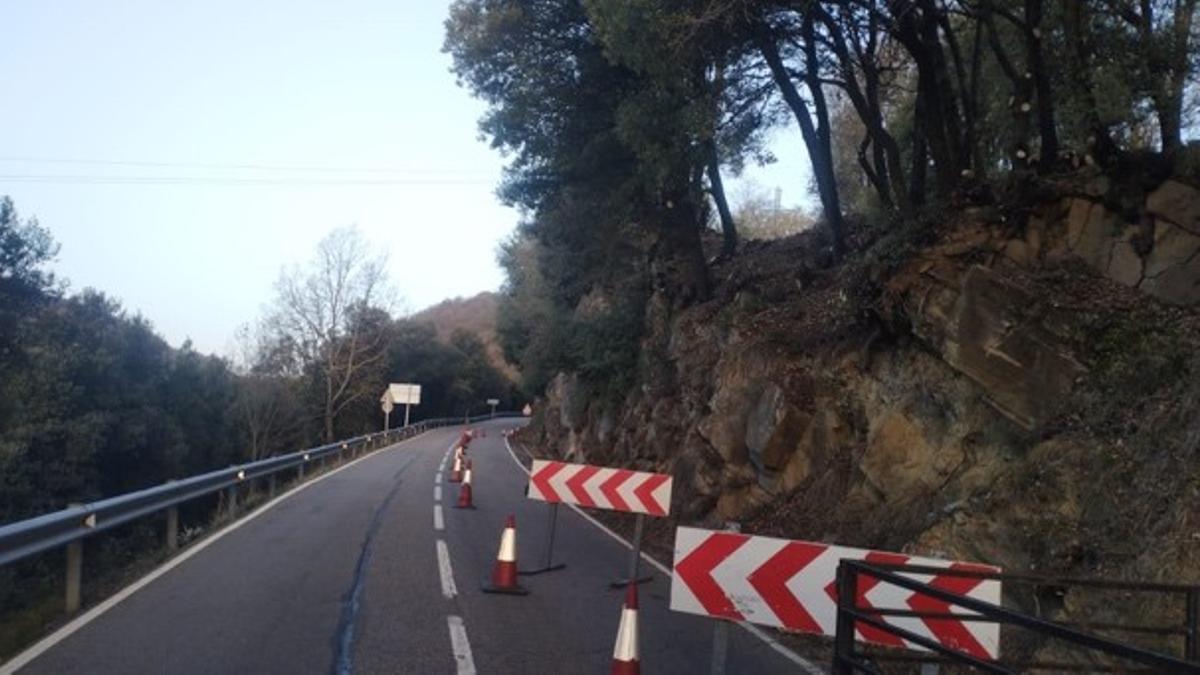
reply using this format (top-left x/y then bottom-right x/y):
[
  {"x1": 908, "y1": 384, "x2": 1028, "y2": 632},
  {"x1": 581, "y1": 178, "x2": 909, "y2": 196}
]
[
  {"x1": 0, "y1": 174, "x2": 493, "y2": 187},
  {"x1": 0, "y1": 156, "x2": 489, "y2": 176}
]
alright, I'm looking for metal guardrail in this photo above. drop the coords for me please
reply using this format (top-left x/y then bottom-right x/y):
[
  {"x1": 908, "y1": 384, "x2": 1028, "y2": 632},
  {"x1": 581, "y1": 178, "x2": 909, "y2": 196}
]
[
  {"x1": 832, "y1": 560, "x2": 1200, "y2": 674},
  {"x1": 0, "y1": 411, "x2": 522, "y2": 612}
]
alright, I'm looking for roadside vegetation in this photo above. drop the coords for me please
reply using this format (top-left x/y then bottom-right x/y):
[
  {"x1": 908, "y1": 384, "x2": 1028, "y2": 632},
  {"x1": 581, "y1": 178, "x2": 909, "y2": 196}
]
[{"x1": 0, "y1": 203, "x2": 516, "y2": 656}]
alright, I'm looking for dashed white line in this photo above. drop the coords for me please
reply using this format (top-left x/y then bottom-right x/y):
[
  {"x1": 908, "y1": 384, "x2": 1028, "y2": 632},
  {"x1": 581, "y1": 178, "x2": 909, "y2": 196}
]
[
  {"x1": 446, "y1": 615, "x2": 477, "y2": 674},
  {"x1": 436, "y1": 539, "x2": 457, "y2": 599},
  {"x1": 434, "y1": 504, "x2": 444, "y2": 531},
  {"x1": 435, "y1": 472, "x2": 443, "y2": 484},
  {"x1": 434, "y1": 485, "x2": 442, "y2": 502}
]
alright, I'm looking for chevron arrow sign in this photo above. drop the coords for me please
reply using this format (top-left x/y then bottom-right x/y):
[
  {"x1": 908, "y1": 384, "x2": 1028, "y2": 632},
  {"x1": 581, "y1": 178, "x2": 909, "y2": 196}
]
[
  {"x1": 670, "y1": 527, "x2": 1002, "y2": 659},
  {"x1": 526, "y1": 460, "x2": 672, "y2": 516}
]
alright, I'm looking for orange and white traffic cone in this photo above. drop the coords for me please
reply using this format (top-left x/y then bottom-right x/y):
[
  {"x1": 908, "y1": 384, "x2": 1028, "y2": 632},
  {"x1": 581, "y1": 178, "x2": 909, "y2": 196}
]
[
  {"x1": 449, "y1": 448, "x2": 464, "y2": 483},
  {"x1": 455, "y1": 459, "x2": 475, "y2": 509},
  {"x1": 611, "y1": 583, "x2": 640, "y2": 674},
  {"x1": 481, "y1": 514, "x2": 527, "y2": 595}
]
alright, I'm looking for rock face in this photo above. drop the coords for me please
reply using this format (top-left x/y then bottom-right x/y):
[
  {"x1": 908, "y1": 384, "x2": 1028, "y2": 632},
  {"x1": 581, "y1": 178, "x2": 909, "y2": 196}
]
[
  {"x1": 890, "y1": 263, "x2": 1086, "y2": 430},
  {"x1": 517, "y1": 175, "x2": 1200, "y2": 652},
  {"x1": 1002, "y1": 184, "x2": 1200, "y2": 305},
  {"x1": 1147, "y1": 180, "x2": 1200, "y2": 235}
]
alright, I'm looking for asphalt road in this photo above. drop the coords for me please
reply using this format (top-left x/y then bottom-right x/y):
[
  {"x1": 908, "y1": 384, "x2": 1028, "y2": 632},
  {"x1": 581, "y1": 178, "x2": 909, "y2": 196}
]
[{"x1": 11, "y1": 419, "x2": 813, "y2": 674}]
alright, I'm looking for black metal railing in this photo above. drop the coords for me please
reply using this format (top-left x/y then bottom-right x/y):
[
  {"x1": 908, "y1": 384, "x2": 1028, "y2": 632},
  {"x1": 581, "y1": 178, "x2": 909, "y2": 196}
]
[
  {"x1": 832, "y1": 560, "x2": 1200, "y2": 673},
  {"x1": 0, "y1": 411, "x2": 522, "y2": 614}
]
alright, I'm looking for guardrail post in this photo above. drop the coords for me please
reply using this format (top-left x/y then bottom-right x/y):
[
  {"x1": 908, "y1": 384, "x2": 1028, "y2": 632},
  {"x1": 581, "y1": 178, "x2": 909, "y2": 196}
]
[
  {"x1": 65, "y1": 501, "x2": 85, "y2": 615},
  {"x1": 226, "y1": 486, "x2": 238, "y2": 519},
  {"x1": 65, "y1": 539, "x2": 83, "y2": 614},
  {"x1": 1186, "y1": 587, "x2": 1199, "y2": 662},
  {"x1": 832, "y1": 561, "x2": 857, "y2": 675},
  {"x1": 166, "y1": 506, "x2": 179, "y2": 553},
  {"x1": 268, "y1": 474, "x2": 277, "y2": 499}
]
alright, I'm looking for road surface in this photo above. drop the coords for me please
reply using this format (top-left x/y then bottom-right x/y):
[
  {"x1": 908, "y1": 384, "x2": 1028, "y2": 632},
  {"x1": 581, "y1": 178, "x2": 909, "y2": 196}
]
[{"x1": 9, "y1": 419, "x2": 813, "y2": 674}]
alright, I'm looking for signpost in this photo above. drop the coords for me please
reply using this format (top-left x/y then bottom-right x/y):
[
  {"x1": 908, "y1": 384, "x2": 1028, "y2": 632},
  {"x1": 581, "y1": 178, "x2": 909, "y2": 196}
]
[
  {"x1": 669, "y1": 527, "x2": 1002, "y2": 659},
  {"x1": 381, "y1": 383, "x2": 421, "y2": 429},
  {"x1": 381, "y1": 396, "x2": 394, "y2": 430},
  {"x1": 487, "y1": 398, "x2": 500, "y2": 418}
]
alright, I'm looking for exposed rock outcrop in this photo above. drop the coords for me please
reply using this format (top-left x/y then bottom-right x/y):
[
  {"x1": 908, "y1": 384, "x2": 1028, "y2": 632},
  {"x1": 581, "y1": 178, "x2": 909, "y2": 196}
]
[{"x1": 517, "y1": 175, "x2": 1200, "y2": 651}]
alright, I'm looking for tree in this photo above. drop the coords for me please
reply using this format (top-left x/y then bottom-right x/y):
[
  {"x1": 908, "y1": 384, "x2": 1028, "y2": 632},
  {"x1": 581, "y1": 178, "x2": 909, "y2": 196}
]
[
  {"x1": 0, "y1": 197, "x2": 58, "y2": 365},
  {"x1": 231, "y1": 324, "x2": 301, "y2": 460},
  {"x1": 270, "y1": 227, "x2": 393, "y2": 442}
]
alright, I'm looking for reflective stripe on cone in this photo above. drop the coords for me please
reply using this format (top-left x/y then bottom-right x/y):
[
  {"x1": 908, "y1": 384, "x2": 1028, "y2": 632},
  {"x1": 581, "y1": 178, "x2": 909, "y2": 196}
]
[
  {"x1": 612, "y1": 583, "x2": 640, "y2": 674},
  {"x1": 455, "y1": 460, "x2": 475, "y2": 509},
  {"x1": 481, "y1": 514, "x2": 527, "y2": 595}
]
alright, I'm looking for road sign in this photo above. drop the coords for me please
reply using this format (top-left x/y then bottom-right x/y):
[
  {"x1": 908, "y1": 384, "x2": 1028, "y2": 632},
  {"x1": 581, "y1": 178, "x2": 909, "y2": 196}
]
[
  {"x1": 384, "y1": 383, "x2": 421, "y2": 406},
  {"x1": 487, "y1": 398, "x2": 499, "y2": 406},
  {"x1": 382, "y1": 383, "x2": 421, "y2": 429},
  {"x1": 527, "y1": 460, "x2": 672, "y2": 516},
  {"x1": 670, "y1": 527, "x2": 1002, "y2": 659}
]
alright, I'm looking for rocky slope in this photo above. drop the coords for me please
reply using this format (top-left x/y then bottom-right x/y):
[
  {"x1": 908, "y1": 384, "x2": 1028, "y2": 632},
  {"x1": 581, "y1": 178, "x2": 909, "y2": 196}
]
[{"x1": 518, "y1": 170, "x2": 1200, "y2": 659}]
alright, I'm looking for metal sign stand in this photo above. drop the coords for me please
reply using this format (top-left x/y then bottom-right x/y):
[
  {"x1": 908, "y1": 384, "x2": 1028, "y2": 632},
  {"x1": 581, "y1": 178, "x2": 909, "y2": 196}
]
[
  {"x1": 610, "y1": 513, "x2": 653, "y2": 589},
  {"x1": 519, "y1": 503, "x2": 567, "y2": 575},
  {"x1": 710, "y1": 522, "x2": 740, "y2": 675}
]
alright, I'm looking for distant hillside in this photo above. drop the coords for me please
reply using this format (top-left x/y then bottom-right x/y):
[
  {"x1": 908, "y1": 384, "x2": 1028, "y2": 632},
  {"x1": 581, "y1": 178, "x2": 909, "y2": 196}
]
[{"x1": 411, "y1": 292, "x2": 518, "y2": 382}]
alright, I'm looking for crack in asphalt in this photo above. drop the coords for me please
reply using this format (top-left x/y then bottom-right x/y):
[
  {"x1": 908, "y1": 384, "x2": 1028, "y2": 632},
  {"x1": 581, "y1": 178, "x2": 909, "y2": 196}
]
[{"x1": 330, "y1": 452, "x2": 419, "y2": 675}]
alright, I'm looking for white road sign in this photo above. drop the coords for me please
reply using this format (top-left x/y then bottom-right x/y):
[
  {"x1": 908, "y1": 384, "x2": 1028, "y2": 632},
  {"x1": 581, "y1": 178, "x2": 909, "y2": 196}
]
[{"x1": 383, "y1": 383, "x2": 421, "y2": 406}]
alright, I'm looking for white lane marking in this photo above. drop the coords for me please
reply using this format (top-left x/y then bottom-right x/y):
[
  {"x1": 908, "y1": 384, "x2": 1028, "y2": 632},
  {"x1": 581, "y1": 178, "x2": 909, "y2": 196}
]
[
  {"x1": 446, "y1": 615, "x2": 477, "y2": 675},
  {"x1": 434, "y1": 504, "x2": 445, "y2": 531},
  {"x1": 435, "y1": 472, "x2": 443, "y2": 484},
  {"x1": 502, "y1": 437, "x2": 822, "y2": 675},
  {"x1": 0, "y1": 431, "x2": 441, "y2": 675},
  {"x1": 434, "y1": 485, "x2": 442, "y2": 502},
  {"x1": 436, "y1": 539, "x2": 457, "y2": 599}
]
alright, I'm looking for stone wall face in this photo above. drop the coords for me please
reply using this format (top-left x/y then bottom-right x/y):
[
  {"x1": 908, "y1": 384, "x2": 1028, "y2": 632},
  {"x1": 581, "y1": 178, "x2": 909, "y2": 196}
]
[{"x1": 1000, "y1": 180, "x2": 1200, "y2": 306}]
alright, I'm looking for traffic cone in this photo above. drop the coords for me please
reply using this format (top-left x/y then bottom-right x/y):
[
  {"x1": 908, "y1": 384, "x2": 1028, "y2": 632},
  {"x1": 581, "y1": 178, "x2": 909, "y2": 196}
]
[
  {"x1": 481, "y1": 514, "x2": 528, "y2": 595},
  {"x1": 455, "y1": 459, "x2": 475, "y2": 509},
  {"x1": 449, "y1": 448, "x2": 464, "y2": 483},
  {"x1": 611, "y1": 583, "x2": 640, "y2": 674}
]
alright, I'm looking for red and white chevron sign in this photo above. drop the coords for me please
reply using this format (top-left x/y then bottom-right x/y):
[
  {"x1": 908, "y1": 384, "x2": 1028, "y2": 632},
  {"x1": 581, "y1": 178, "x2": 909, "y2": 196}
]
[
  {"x1": 527, "y1": 460, "x2": 672, "y2": 516},
  {"x1": 670, "y1": 527, "x2": 1001, "y2": 659}
]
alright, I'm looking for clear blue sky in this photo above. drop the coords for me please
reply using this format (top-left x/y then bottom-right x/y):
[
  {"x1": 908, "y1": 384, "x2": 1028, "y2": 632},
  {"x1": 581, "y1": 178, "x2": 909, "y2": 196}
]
[{"x1": 1, "y1": 1, "x2": 811, "y2": 356}]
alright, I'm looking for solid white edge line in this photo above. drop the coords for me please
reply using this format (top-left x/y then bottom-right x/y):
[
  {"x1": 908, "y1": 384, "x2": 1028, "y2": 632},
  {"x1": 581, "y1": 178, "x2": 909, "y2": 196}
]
[
  {"x1": 502, "y1": 436, "x2": 824, "y2": 675},
  {"x1": 436, "y1": 539, "x2": 457, "y2": 599},
  {"x1": 434, "y1": 504, "x2": 445, "y2": 531},
  {"x1": 0, "y1": 430, "x2": 447, "y2": 675},
  {"x1": 446, "y1": 615, "x2": 477, "y2": 675}
]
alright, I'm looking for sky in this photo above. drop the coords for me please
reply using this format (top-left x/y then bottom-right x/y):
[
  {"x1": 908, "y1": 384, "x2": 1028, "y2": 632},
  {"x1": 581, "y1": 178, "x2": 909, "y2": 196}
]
[{"x1": 1, "y1": 1, "x2": 812, "y2": 356}]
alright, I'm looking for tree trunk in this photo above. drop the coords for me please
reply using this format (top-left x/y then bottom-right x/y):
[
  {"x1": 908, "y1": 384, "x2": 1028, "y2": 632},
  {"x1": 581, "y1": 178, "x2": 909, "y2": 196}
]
[
  {"x1": 1156, "y1": 0, "x2": 1196, "y2": 154},
  {"x1": 817, "y1": 6, "x2": 910, "y2": 216},
  {"x1": 755, "y1": 25, "x2": 846, "y2": 260},
  {"x1": 893, "y1": 1, "x2": 967, "y2": 194},
  {"x1": 655, "y1": 194, "x2": 712, "y2": 306},
  {"x1": 1025, "y1": 0, "x2": 1059, "y2": 168},
  {"x1": 1063, "y1": 0, "x2": 1117, "y2": 165},
  {"x1": 704, "y1": 139, "x2": 738, "y2": 257},
  {"x1": 910, "y1": 92, "x2": 929, "y2": 207}
]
